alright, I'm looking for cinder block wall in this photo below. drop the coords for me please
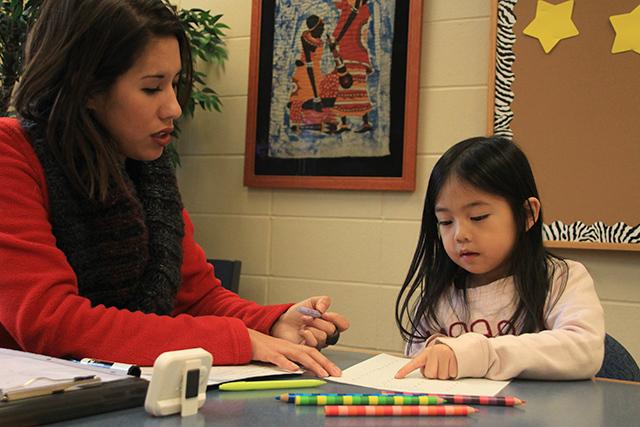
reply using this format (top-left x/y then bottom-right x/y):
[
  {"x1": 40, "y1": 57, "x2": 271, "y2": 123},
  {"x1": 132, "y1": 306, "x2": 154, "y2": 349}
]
[{"x1": 174, "y1": 0, "x2": 640, "y2": 361}]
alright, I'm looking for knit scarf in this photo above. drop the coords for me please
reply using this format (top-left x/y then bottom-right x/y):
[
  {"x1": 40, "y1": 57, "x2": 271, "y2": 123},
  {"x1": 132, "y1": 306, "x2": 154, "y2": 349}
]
[{"x1": 22, "y1": 119, "x2": 184, "y2": 315}]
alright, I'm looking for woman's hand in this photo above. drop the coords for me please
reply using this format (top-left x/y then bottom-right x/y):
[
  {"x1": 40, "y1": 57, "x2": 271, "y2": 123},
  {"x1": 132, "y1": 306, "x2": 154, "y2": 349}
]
[
  {"x1": 248, "y1": 329, "x2": 341, "y2": 377},
  {"x1": 395, "y1": 344, "x2": 458, "y2": 380},
  {"x1": 270, "y1": 296, "x2": 350, "y2": 348}
]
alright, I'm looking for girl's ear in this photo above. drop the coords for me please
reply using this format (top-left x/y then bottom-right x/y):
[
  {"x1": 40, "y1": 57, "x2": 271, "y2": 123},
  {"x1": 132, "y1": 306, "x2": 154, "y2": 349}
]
[{"x1": 524, "y1": 197, "x2": 541, "y2": 231}]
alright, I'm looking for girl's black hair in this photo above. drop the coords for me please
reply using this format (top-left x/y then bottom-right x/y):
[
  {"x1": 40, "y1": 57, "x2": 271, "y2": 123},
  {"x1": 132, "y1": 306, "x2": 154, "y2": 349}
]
[
  {"x1": 395, "y1": 136, "x2": 567, "y2": 346},
  {"x1": 14, "y1": 0, "x2": 192, "y2": 202}
]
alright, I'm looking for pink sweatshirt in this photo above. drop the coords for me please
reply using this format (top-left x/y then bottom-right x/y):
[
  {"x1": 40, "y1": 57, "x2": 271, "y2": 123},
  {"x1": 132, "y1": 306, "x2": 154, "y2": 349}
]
[{"x1": 407, "y1": 260, "x2": 605, "y2": 380}]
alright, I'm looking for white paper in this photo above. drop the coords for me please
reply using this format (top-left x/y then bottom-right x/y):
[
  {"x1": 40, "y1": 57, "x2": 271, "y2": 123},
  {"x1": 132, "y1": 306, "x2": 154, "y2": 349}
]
[
  {"x1": 327, "y1": 353, "x2": 509, "y2": 396},
  {"x1": 141, "y1": 363, "x2": 303, "y2": 386},
  {"x1": 0, "y1": 348, "x2": 126, "y2": 392}
]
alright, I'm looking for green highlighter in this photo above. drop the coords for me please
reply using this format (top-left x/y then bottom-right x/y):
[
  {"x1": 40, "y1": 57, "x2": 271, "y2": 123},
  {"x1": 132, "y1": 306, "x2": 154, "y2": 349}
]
[{"x1": 219, "y1": 379, "x2": 326, "y2": 391}]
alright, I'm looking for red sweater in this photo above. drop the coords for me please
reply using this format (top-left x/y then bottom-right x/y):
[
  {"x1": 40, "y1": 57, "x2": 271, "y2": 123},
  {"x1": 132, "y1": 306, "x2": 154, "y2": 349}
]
[{"x1": 0, "y1": 117, "x2": 291, "y2": 366}]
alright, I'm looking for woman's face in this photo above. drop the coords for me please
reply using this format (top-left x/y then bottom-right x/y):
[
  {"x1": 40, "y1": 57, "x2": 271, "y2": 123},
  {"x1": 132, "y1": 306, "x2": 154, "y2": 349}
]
[{"x1": 90, "y1": 36, "x2": 182, "y2": 161}]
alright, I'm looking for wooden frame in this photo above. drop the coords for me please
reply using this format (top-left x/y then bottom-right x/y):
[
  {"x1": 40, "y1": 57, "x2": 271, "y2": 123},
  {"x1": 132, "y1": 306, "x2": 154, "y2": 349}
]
[
  {"x1": 243, "y1": 0, "x2": 422, "y2": 191},
  {"x1": 487, "y1": 0, "x2": 640, "y2": 251}
]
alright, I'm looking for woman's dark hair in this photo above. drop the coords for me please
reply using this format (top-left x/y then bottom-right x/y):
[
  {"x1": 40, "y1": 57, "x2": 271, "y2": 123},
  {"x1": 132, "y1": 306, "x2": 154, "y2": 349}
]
[
  {"x1": 395, "y1": 136, "x2": 567, "y2": 346},
  {"x1": 13, "y1": 0, "x2": 192, "y2": 201}
]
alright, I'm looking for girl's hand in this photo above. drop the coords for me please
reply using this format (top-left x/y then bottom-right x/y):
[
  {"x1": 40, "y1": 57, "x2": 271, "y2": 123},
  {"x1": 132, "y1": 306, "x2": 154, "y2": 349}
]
[
  {"x1": 247, "y1": 329, "x2": 341, "y2": 377},
  {"x1": 395, "y1": 344, "x2": 458, "y2": 380},
  {"x1": 270, "y1": 296, "x2": 350, "y2": 348}
]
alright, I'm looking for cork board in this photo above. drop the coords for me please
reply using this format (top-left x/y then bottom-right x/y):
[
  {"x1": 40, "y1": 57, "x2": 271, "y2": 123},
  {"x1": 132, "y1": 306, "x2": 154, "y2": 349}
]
[{"x1": 489, "y1": 0, "x2": 640, "y2": 250}]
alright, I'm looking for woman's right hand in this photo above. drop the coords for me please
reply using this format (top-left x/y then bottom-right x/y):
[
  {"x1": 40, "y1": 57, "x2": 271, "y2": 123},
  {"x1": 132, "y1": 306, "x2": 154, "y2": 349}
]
[{"x1": 247, "y1": 329, "x2": 341, "y2": 378}]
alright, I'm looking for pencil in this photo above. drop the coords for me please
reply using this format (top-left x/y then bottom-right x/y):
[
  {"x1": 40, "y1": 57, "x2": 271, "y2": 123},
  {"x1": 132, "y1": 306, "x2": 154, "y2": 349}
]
[
  {"x1": 295, "y1": 395, "x2": 445, "y2": 406},
  {"x1": 278, "y1": 393, "x2": 444, "y2": 404},
  {"x1": 438, "y1": 394, "x2": 524, "y2": 406},
  {"x1": 380, "y1": 391, "x2": 524, "y2": 406},
  {"x1": 278, "y1": 392, "x2": 524, "y2": 406},
  {"x1": 324, "y1": 405, "x2": 477, "y2": 416},
  {"x1": 277, "y1": 393, "x2": 366, "y2": 402}
]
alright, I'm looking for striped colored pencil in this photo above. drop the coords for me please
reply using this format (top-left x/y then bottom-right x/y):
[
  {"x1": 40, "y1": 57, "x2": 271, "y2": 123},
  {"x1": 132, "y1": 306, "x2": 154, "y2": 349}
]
[
  {"x1": 276, "y1": 393, "x2": 368, "y2": 403},
  {"x1": 437, "y1": 394, "x2": 523, "y2": 406},
  {"x1": 278, "y1": 392, "x2": 523, "y2": 407},
  {"x1": 295, "y1": 395, "x2": 445, "y2": 406},
  {"x1": 324, "y1": 405, "x2": 477, "y2": 417},
  {"x1": 380, "y1": 391, "x2": 524, "y2": 406}
]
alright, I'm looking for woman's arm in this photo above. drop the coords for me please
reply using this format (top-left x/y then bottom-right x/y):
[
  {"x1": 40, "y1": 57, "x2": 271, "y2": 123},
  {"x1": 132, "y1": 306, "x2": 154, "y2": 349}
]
[
  {"x1": 0, "y1": 120, "x2": 343, "y2": 377},
  {"x1": 0, "y1": 128, "x2": 258, "y2": 366},
  {"x1": 172, "y1": 210, "x2": 292, "y2": 335}
]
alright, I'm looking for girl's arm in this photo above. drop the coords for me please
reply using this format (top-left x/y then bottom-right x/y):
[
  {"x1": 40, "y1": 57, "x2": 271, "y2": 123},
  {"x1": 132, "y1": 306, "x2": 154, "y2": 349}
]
[{"x1": 435, "y1": 260, "x2": 605, "y2": 380}]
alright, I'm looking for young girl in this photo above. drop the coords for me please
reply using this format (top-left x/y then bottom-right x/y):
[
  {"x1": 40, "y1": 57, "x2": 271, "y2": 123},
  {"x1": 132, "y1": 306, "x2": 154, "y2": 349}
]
[
  {"x1": 394, "y1": 136, "x2": 604, "y2": 381},
  {"x1": 0, "y1": 0, "x2": 348, "y2": 377}
]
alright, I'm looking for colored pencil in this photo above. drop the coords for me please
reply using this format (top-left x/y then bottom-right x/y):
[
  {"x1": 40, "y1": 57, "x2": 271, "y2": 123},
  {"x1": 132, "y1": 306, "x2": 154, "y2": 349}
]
[
  {"x1": 277, "y1": 393, "x2": 366, "y2": 402},
  {"x1": 294, "y1": 395, "x2": 445, "y2": 406},
  {"x1": 380, "y1": 391, "x2": 524, "y2": 406},
  {"x1": 437, "y1": 394, "x2": 523, "y2": 406},
  {"x1": 278, "y1": 392, "x2": 524, "y2": 406},
  {"x1": 324, "y1": 405, "x2": 477, "y2": 417}
]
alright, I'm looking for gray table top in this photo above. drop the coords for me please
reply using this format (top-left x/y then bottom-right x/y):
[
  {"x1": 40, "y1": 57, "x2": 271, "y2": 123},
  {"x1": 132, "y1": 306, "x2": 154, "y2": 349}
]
[{"x1": 54, "y1": 349, "x2": 640, "y2": 427}]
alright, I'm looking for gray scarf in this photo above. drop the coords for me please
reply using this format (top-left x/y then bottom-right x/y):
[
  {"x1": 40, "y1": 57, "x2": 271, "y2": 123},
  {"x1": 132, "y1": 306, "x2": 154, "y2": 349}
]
[{"x1": 22, "y1": 119, "x2": 184, "y2": 314}]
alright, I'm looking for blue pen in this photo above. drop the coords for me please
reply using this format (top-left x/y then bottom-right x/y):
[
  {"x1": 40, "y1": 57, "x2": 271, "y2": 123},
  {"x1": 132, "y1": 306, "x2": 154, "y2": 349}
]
[{"x1": 296, "y1": 306, "x2": 322, "y2": 318}]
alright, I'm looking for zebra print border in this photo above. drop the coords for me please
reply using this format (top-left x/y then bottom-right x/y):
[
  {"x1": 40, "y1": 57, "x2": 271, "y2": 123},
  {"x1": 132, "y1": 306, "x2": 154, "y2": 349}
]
[
  {"x1": 492, "y1": 0, "x2": 516, "y2": 138},
  {"x1": 543, "y1": 222, "x2": 640, "y2": 244},
  {"x1": 491, "y1": 0, "x2": 638, "y2": 246}
]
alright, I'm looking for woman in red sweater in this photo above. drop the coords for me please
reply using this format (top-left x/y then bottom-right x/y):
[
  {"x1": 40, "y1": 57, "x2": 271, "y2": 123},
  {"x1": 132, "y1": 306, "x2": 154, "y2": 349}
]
[{"x1": 0, "y1": 0, "x2": 348, "y2": 377}]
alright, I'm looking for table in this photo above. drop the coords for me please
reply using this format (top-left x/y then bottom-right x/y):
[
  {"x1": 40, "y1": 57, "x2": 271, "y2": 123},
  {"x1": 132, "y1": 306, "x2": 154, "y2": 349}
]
[{"x1": 53, "y1": 349, "x2": 640, "y2": 427}]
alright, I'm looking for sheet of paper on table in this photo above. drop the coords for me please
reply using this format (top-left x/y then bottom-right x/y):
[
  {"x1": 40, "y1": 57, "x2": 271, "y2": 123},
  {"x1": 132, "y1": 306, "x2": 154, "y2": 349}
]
[
  {"x1": 327, "y1": 353, "x2": 510, "y2": 396},
  {"x1": 141, "y1": 363, "x2": 303, "y2": 386}
]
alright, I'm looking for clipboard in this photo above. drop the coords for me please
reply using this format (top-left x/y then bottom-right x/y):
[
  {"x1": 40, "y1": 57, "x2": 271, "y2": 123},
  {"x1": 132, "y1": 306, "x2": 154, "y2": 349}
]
[
  {"x1": 0, "y1": 377, "x2": 148, "y2": 427},
  {"x1": 1, "y1": 348, "x2": 149, "y2": 426}
]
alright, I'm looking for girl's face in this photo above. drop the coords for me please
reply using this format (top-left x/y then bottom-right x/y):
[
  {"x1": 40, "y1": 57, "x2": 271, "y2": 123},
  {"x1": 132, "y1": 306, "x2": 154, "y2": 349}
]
[
  {"x1": 434, "y1": 176, "x2": 517, "y2": 288},
  {"x1": 90, "y1": 36, "x2": 182, "y2": 161}
]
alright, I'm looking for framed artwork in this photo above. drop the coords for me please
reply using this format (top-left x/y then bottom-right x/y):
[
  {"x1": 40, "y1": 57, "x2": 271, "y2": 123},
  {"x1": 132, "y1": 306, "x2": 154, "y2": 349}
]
[
  {"x1": 243, "y1": 0, "x2": 422, "y2": 191},
  {"x1": 488, "y1": 0, "x2": 640, "y2": 251}
]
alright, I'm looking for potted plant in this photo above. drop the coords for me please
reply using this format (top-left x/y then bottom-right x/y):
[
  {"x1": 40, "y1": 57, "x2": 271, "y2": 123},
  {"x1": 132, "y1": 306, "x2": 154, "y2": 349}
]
[
  {"x1": 0, "y1": 0, "x2": 42, "y2": 116},
  {"x1": 0, "y1": 0, "x2": 227, "y2": 166}
]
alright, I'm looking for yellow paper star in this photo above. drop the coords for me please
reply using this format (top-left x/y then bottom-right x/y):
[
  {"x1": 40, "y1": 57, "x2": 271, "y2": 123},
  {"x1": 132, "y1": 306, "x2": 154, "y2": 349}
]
[
  {"x1": 523, "y1": 0, "x2": 580, "y2": 53},
  {"x1": 610, "y1": 5, "x2": 640, "y2": 54}
]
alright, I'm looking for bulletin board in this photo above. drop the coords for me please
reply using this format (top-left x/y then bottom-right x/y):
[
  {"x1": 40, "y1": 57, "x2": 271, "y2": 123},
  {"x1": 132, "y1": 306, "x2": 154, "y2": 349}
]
[{"x1": 488, "y1": 0, "x2": 640, "y2": 251}]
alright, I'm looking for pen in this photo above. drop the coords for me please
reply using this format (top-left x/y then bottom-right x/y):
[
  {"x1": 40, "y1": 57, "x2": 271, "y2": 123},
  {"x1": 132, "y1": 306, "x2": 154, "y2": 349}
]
[
  {"x1": 78, "y1": 358, "x2": 141, "y2": 377},
  {"x1": 296, "y1": 306, "x2": 322, "y2": 318},
  {"x1": 219, "y1": 379, "x2": 326, "y2": 391},
  {"x1": 2, "y1": 376, "x2": 101, "y2": 402}
]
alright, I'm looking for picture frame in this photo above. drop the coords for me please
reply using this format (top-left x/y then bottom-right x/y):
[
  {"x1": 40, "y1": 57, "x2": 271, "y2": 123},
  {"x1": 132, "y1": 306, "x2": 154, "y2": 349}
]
[
  {"x1": 243, "y1": 0, "x2": 422, "y2": 191},
  {"x1": 487, "y1": 0, "x2": 640, "y2": 251}
]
